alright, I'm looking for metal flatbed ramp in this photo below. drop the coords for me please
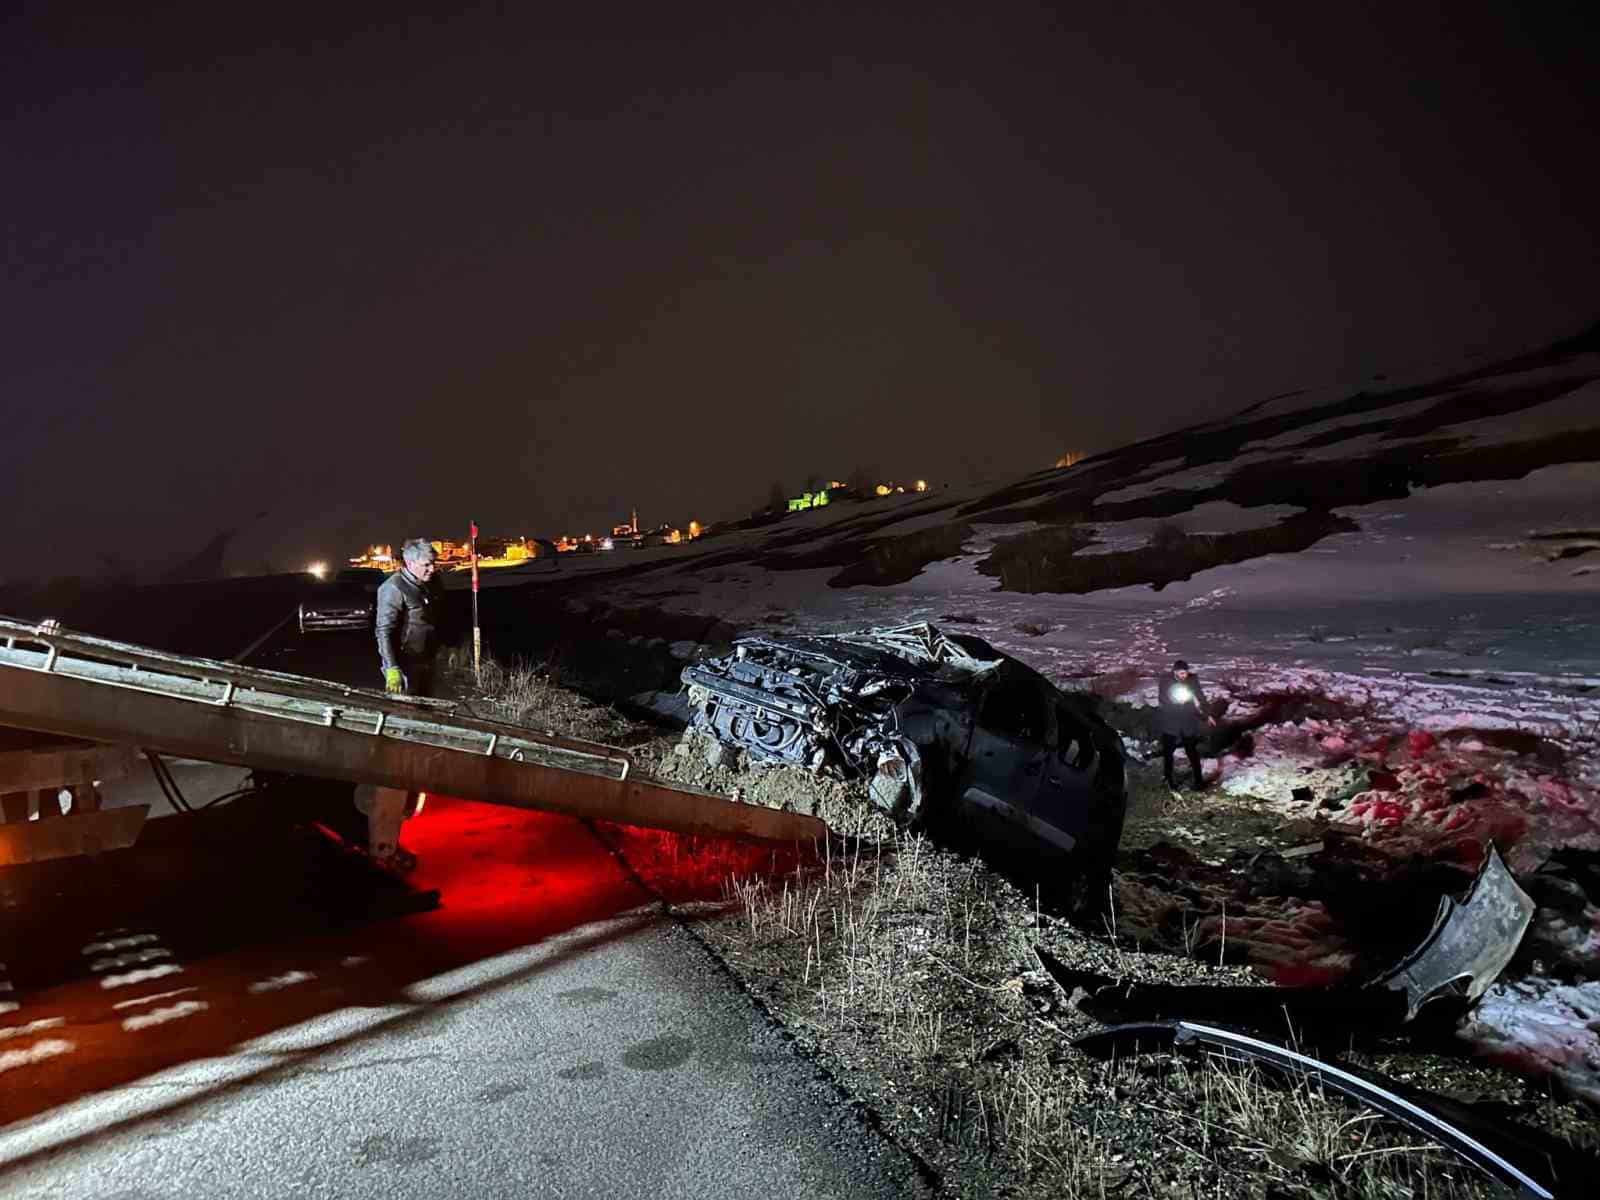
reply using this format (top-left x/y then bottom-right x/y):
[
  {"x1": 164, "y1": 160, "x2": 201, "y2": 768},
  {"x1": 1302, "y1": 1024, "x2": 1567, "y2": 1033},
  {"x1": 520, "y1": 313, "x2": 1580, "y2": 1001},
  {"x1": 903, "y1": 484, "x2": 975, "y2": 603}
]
[{"x1": 0, "y1": 615, "x2": 826, "y2": 845}]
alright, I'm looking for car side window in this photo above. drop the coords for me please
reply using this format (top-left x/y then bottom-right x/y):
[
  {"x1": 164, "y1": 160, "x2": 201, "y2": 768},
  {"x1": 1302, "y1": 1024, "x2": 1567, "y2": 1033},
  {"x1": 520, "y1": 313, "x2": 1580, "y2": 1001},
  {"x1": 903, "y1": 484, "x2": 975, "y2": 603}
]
[
  {"x1": 979, "y1": 680, "x2": 1046, "y2": 743},
  {"x1": 1056, "y1": 703, "x2": 1097, "y2": 769}
]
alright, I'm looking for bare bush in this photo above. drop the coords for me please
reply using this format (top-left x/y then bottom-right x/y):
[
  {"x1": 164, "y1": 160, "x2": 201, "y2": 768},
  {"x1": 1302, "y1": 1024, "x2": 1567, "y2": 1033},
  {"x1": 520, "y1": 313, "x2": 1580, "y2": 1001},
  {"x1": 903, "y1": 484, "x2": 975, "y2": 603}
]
[{"x1": 453, "y1": 649, "x2": 643, "y2": 745}]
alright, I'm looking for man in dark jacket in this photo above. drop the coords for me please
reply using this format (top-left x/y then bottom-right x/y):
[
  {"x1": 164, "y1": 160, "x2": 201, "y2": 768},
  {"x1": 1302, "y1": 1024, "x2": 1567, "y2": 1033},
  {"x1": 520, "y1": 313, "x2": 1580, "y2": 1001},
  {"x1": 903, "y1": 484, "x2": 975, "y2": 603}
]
[
  {"x1": 364, "y1": 537, "x2": 443, "y2": 870},
  {"x1": 376, "y1": 538, "x2": 441, "y2": 696},
  {"x1": 1157, "y1": 659, "x2": 1216, "y2": 790}
]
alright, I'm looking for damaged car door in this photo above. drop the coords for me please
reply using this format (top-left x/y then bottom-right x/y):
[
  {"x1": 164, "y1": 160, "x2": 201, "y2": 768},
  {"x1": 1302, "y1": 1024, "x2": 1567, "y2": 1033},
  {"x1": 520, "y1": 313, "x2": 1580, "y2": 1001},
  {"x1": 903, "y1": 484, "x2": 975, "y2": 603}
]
[
  {"x1": 960, "y1": 672, "x2": 1063, "y2": 852},
  {"x1": 1036, "y1": 697, "x2": 1125, "y2": 857}
]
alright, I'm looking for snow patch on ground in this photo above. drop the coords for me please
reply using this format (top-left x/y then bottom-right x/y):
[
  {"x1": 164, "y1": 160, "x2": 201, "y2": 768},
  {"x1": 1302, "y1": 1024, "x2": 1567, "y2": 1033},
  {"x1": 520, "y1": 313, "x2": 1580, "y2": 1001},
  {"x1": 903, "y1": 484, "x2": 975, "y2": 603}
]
[
  {"x1": 89, "y1": 948, "x2": 174, "y2": 973},
  {"x1": 248, "y1": 970, "x2": 315, "y2": 995},
  {"x1": 1459, "y1": 977, "x2": 1600, "y2": 1105},
  {"x1": 1252, "y1": 394, "x2": 1445, "y2": 451},
  {"x1": 1077, "y1": 502, "x2": 1304, "y2": 555},
  {"x1": 112, "y1": 987, "x2": 199, "y2": 1011},
  {"x1": 100, "y1": 964, "x2": 183, "y2": 990},
  {"x1": 122, "y1": 1000, "x2": 208, "y2": 1032},
  {"x1": 82, "y1": 934, "x2": 161, "y2": 957},
  {"x1": 0, "y1": 1039, "x2": 73, "y2": 1074},
  {"x1": 1450, "y1": 373, "x2": 1600, "y2": 445},
  {"x1": 0, "y1": 1018, "x2": 64, "y2": 1042},
  {"x1": 1097, "y1": 460, "x2": 1252, "y2": 504}
]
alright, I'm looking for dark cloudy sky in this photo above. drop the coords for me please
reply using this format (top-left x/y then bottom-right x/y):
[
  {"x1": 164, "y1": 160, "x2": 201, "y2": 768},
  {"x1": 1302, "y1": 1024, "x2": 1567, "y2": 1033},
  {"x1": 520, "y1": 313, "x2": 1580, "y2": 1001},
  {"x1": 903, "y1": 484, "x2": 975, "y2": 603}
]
[{"x1": 3, "y1": 1, "x2": 1595, "y2": 582}]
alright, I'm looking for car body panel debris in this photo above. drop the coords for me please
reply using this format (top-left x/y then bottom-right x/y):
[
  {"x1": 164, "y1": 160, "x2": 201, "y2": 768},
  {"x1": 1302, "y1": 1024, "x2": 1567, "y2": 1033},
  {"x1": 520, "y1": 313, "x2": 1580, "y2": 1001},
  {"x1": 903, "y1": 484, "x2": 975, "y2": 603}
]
[
  {"x1": 682, "y1": 621, "x2": 1126, "y2": 868},
  {"x1": 1073, "y1": 1020, "x2": 1586, "y2": 1199},
  {"x1": 1368, "y1": 843, "x2": 1535, "y2": 1020},
  {"x1": 1034, "y1": 945, "x2": 1411, "y2": 1045},
  {"x1": 1036, "y1": 845, "x2": 1534, "y2": 1041}
]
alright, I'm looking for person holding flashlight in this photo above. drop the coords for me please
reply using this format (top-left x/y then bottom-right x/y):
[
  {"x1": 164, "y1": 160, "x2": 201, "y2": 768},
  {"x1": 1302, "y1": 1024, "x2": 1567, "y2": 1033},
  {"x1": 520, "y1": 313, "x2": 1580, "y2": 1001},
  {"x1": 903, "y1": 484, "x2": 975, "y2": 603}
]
[{"x1": 1157, "y1": 659, "x2": 1216, "y2": 790}]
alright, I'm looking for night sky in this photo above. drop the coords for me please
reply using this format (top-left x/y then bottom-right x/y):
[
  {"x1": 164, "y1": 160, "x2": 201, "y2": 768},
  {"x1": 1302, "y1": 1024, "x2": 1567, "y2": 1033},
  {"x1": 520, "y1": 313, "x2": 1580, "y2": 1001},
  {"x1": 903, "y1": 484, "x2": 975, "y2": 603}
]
[{"x1": 4, "y1": 1, "x2": 1595, "y2": 583}]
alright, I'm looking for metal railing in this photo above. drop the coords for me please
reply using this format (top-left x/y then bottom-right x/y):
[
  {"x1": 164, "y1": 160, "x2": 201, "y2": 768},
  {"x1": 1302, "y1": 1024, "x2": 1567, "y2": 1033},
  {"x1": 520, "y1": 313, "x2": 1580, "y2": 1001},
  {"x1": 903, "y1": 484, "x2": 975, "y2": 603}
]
[
  {"x1": 0, "y1": 616, "x2": 629, "y2": 781},
  {"x1": 0, "y1": 615, "x2": 827, "y2": 844}
]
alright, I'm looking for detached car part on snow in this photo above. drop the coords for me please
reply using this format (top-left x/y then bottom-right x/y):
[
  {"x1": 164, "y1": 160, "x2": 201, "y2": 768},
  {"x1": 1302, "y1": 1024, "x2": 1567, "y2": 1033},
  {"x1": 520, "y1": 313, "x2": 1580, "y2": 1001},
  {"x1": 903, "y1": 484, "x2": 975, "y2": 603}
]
[
  {"x1": 682, "y1": 622, "x2": 1127, "y2": 869},
  {"x1": 1370, "y1": 842, "x2": 1535, "y2": 1020},
  {"x1": 1037, "y1": 845, "x2": 1537, "y2": 1042}
]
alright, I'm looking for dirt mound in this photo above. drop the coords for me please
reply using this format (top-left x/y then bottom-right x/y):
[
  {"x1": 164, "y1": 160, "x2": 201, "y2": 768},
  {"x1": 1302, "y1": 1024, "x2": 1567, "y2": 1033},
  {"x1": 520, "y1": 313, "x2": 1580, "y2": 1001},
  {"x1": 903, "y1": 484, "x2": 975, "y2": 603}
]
[{"x1": 649, "y1": 732, "x2": 901, "y2": 841}]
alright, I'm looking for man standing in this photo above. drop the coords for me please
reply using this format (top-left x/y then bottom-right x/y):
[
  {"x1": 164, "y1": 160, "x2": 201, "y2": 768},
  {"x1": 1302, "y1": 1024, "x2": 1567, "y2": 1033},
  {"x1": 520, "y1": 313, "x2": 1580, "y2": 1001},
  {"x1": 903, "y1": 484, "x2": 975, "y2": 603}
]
[
  {"x1": 1157, "y1": 659, "x2": 1216, "y2": 791},
  {"x1": 376, "y1": 538, "x2": 441, "y2": 696},
  {"x1": 363, "y1": 537, "x2": 442, "y2": 870}
]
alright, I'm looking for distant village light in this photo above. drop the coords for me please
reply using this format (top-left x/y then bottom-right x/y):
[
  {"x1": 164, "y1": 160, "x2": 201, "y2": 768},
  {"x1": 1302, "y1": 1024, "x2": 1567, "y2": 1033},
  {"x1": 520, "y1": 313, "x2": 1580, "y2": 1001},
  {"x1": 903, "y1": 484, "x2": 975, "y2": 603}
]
[
  {"x1": 307, "y1": 562, "x2": 327, "y2": 579},
  {"x1": 914, "y1": 479, "x2": 928, "y2": 492}
]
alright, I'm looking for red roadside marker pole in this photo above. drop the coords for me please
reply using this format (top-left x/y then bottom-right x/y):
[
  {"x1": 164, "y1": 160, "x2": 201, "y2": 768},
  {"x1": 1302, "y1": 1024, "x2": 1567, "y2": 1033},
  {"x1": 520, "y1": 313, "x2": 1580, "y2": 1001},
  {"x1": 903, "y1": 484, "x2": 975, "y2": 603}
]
[{"x1": 469, "y1": 520, "x2": 482, "y2": 682}]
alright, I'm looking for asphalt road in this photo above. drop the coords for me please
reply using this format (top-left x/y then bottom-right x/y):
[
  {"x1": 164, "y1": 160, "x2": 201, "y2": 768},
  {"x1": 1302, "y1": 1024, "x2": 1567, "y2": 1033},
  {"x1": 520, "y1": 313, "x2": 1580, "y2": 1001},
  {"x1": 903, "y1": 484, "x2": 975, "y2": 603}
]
[{"x1": 0, "y1": 603, "x2": 930, "y2": 1198}]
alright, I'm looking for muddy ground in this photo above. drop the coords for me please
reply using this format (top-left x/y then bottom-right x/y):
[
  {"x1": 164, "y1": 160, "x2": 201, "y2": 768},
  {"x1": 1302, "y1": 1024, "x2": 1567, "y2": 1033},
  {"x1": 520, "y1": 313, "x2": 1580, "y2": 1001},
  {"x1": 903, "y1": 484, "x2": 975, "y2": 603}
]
[{"x1": 446, "y1": 659, "x2": 1600, "y2": 1199}]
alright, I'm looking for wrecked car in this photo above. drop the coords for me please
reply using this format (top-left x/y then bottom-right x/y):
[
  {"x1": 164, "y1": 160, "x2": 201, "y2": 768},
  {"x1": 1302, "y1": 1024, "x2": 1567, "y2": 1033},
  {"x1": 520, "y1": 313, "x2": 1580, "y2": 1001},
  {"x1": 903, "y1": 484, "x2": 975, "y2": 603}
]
[{"x1": 681, "y1": 622, "x2": 1127, "y2": 872}]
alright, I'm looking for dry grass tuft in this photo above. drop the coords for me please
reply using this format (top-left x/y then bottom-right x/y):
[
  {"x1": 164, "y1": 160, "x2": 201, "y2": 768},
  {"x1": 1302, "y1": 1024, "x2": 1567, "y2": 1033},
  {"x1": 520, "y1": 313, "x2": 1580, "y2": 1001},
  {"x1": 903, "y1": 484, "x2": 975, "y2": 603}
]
[
  {"x1": 445, "y1": 648, "x2": 647, "y2": 746},
  {"x1": 716, "y1": 829, "x2": 1519, "y2": 1199}
]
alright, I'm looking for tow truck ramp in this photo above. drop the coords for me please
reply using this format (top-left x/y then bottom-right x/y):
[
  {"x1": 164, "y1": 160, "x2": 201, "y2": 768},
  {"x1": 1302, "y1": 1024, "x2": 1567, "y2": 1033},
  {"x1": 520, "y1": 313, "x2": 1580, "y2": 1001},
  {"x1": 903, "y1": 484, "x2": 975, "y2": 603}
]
[{"x1": 0, "y1": 615, "x2": 826, "y2": 864}]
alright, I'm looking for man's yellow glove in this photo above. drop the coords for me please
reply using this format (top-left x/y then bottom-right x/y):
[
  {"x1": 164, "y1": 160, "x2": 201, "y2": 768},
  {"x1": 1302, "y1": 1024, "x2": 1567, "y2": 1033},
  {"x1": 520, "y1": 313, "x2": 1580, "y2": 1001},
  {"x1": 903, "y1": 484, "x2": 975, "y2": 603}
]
[{"x1": 384, "y1": 667, "x2": 404, "y2": 693}]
